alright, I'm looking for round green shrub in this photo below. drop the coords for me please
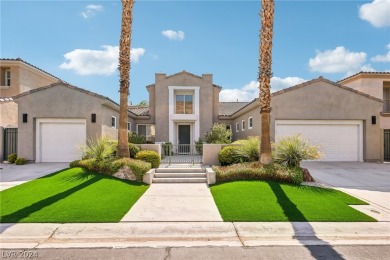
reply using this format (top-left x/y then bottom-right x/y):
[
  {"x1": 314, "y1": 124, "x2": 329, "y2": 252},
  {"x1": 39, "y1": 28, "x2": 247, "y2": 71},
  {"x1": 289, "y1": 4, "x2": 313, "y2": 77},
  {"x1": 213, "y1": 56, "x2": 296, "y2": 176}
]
[
  {"x1": 128, "y1": 143, "x2": 141, "y2": 158},
  {"x1": 15, "y1": 157, "x2": 27, "y2": 165},
  {"x1": 69, "y1": 160, "x2": 81, "y2": 168},
  {"x1": 7, "y1": 153, "x2": 17, "y2": 164},
  {"x1": 135, "y1": 150, "x2": 160, "y2": 168},
  {"x1": 218, "y1": 146, "x2": 241, "y2": 166}
]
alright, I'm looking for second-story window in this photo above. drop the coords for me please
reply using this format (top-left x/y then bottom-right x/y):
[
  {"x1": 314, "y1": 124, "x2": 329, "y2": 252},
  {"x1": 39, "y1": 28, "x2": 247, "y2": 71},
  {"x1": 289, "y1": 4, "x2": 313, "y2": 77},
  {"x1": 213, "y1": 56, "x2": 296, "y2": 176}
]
[
  {"x1": 111, "y1": 116, "x2": 117, "y2": 128},
  {"x1": 175, "y1": 95, "x2": 193, "y2": 114},
  {"x1": 5, "y1": 70, "x2": 11, "y2": 86},
  {"x1": 384, "y1": 87, "x2": 390, "y2": 112},
  {"x1": 242, "y1": 120, "x2": 245, "y2": 131}
]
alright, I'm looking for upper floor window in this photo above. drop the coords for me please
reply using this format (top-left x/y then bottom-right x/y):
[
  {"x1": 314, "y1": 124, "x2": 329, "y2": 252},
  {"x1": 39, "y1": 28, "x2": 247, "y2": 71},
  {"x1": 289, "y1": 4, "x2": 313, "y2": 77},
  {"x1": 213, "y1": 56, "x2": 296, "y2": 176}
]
[
  {"x1": 236, "y1": 122, "x2": 239, "y2": 132},
  {"x1": 384, "y1": 87, "x2": 390, "y2": 112},
  {"x1": 242, "y1": 120, "x2": 245, "y2": 131},
  {"x1": 5, "y1": 70, "x2": 10, "y2": 86},
  {"x1": 111, "y1": 116, "x2": 117, "y2": 128},
  {"x1": 175, "y1": 94, "x2": 193, "y2": 114},
  {"x1": 248, "y1": 117, "x2": 253, "y2": 129}
]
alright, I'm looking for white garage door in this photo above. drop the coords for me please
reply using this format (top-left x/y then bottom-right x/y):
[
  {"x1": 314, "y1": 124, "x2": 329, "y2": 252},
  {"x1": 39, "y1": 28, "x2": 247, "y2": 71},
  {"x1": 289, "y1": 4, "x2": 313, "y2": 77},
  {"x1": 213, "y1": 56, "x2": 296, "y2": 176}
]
[
  {"x1": 275, "y1": 120, "x2": 363, "y2": 161},
  {"x1": 37, "y1": 119, "x2": 86, "y2": 162}
]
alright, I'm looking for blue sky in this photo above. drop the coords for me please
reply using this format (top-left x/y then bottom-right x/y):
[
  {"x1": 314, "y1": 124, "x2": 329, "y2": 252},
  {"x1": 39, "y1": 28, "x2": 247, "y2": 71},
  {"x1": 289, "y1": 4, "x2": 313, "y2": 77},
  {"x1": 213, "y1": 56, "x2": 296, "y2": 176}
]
[{"x1": 1, "y1": 0, "x2": 390, "y2": 103}]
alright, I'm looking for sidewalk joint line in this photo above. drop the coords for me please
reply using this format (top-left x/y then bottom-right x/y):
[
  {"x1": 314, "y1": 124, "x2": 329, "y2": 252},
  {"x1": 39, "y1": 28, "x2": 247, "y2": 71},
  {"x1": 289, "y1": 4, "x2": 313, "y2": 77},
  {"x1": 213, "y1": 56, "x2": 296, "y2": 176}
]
[{"x1": 233, "y1": 222, "x2": 245, "y2": 247}]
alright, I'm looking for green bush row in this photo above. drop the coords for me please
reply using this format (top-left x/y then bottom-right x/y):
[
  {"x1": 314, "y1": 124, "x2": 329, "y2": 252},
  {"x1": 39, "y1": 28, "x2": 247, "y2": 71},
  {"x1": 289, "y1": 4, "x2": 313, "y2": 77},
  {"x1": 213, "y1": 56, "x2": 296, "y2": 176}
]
[
  {"x1": 212, "y1": 162, "x2": 303, "y2": 184},
  {"x1": 135, "y1": 150, "x2": 160, "y2": 168},
  {"x1": 69, "y1": 158, "x2": 151, "y2": 181},
  {"x1": 7, "y1": 153, "x2": 27, "y2": 165}
]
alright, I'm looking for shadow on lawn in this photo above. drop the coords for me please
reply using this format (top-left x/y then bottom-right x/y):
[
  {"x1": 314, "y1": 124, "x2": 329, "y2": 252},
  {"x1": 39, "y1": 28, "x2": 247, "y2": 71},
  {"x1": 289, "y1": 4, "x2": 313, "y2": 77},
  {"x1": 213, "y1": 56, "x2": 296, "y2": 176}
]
[
  {"x1": 0, "y1": 176, "x2": 101, "y2": 223},
  {"x1": 268, "y1": 182, "x2": 345, "y2": 260}
]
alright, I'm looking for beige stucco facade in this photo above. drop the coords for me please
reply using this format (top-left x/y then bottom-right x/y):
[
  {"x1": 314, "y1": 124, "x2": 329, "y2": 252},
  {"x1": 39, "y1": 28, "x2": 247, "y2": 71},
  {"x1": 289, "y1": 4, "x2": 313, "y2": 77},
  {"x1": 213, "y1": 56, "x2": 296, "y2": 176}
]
[
  {"x1": 219, "y1": 78, "x2": 383, "y2": 161},
  {"x1": 13, "y1": 83, "x2": 134, "y2": 161}
]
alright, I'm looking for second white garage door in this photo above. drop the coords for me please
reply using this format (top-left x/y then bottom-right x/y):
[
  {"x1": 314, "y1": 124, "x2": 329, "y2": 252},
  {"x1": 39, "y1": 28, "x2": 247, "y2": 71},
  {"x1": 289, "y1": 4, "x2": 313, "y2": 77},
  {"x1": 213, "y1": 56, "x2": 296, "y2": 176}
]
[
  {"x1": 36, "y1": 119, "x2": 86, "y2": 162},
  {"x1": 275, "y1": 120, "x2": 363, "y2": 161}
]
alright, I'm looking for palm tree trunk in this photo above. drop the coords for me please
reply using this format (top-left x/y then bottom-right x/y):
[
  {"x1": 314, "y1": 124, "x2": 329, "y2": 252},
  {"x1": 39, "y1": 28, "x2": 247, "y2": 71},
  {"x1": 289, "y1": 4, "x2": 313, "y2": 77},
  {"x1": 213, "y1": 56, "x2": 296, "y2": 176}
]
[
  {"x1": 118, "y1": 0, "x2": 134, "y2": 158},
  {"x1": 259, "y1": 0, "x2": 274, "y2": 165}
]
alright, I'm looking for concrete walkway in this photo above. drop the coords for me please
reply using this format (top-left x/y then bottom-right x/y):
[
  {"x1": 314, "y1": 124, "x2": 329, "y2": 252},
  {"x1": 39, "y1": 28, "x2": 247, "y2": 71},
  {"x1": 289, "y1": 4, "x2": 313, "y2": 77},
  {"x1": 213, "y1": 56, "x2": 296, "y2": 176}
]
[
  {"x1": 121, "y1": 183, "x2": 223, "y2": 222},
  {"x1": 0, "y1": 163, "x2": 69, "y2": 191},
  {"x1": 1, "y1": 222, "x2": 389, "y2": 249}
]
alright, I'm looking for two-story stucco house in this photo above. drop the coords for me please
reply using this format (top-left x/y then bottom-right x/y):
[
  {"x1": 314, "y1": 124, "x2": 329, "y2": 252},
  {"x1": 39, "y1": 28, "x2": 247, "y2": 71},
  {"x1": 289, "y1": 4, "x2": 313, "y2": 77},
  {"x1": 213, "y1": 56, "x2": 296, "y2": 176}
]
[{"x1": 6, "y1": 58, "x2": 389, "y2": 163}]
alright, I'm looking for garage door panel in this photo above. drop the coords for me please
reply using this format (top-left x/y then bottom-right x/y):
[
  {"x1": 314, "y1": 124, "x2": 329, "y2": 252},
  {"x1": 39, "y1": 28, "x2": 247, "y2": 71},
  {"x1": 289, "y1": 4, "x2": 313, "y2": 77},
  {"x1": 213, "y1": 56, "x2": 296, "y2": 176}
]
[
  {"x1": 275, "y1": 121, "x2": 362, "y2": 162},
  {"x1": 38, "y1": 120, "x2": 86, "y2": 162}
]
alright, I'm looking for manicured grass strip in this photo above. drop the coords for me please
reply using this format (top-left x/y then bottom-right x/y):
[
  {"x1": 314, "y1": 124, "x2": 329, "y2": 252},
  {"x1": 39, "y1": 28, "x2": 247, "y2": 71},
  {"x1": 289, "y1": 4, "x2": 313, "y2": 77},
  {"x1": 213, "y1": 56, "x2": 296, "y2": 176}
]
[
  {"x1": 0, "y1": 168, "x2": 148, "y2": 223},
  {"x1": 210, "y1": 181, "x2": 375, "y2": 222}
]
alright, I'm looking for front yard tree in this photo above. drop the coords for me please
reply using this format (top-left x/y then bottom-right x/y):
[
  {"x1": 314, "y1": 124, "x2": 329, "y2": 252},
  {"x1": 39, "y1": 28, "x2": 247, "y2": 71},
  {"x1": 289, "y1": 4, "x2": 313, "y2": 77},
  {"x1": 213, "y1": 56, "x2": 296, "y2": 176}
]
[
  {"x1": 258, "y1": 0, "x2": 274, "y2": 165},
  {"x1": 118, "y1": 0, "x2": 134, "y2": 158}
]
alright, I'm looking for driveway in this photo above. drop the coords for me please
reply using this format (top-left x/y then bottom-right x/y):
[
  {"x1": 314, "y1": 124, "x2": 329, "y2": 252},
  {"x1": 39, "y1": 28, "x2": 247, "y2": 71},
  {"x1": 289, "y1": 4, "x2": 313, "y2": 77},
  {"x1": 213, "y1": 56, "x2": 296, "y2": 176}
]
[
  {"x1": 0, "y1": 162, "x2": 69, "y2": 191},
  {"x1": 301, "y1": 161, "x2": 390, "y2": 218}
]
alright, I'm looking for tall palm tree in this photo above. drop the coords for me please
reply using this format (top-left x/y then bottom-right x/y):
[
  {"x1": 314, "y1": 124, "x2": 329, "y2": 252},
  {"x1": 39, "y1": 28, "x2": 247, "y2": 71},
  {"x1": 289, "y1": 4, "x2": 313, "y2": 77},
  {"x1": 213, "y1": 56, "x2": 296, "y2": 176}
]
[
  {"x1": 259, "y1": 0, "x2": 274, "y2": 165},
  {"x1": 117, "y1": 0, "x2": 134, "y2": 158}
]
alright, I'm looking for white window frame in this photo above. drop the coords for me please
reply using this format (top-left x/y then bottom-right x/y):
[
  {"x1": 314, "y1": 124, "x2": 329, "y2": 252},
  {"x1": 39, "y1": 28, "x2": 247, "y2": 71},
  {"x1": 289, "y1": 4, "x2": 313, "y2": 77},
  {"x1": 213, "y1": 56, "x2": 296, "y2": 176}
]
[
  {"x1": 242, "y1": 120, "x2": 245, "y2": 131},
  {"x1": 5, "y1": 69, "x2": 11, "y2": 86},
  {"x1": 111, "y1": 116, "x2": 117, "y2": 128},
  {"x1": 175, "y1": 94, "x2": 194, "y2": 114},
  {"x1": 248, "y1": 117, "x2": 253, "y2": 129},
  {"x1": 127, "y1": 122, "x2": 131, "y2": 131},
  {"x1": 236, "y1": 122, "x2": 239, "y2": 132}
]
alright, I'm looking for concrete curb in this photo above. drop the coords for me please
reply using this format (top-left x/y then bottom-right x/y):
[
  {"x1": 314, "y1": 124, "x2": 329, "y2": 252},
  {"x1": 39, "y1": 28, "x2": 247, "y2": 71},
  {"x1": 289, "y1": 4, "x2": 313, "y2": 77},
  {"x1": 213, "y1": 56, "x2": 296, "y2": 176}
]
[{"x1": 1, "y1": 222, "x2": 389, "y2": 249}]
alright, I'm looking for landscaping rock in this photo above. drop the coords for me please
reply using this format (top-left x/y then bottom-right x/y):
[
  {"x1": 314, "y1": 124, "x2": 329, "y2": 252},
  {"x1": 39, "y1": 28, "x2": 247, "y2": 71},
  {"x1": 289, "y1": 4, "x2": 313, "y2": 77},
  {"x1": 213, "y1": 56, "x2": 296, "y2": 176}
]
[
  {"x1": 302, "y1": 167, "x2": 315, "y2": 182},
  {"x1": 113, "y1": 166, "x2": 137, "y2": 181}
]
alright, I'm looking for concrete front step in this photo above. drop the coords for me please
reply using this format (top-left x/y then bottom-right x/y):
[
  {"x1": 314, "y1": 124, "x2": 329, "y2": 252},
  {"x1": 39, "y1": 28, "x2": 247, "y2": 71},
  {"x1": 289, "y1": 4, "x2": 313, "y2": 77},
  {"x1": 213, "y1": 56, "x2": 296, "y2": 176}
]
[
  {"x1": 154, "y1": 172, "x2": 206, "y2": 178},
  {"x1": 152, "y1": 177, "x2": 207, "y2": 183},
  {"x1": 155, "y1": 168, "x2": 204, "y2": 173}
]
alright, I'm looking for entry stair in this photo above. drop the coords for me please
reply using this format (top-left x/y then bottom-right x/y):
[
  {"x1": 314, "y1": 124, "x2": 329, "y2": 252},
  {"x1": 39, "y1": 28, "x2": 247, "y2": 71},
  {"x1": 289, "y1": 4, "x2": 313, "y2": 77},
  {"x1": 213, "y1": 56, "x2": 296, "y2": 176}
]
[{"x1": 153, "y1": 167, "x2": 207, "y2": 183}]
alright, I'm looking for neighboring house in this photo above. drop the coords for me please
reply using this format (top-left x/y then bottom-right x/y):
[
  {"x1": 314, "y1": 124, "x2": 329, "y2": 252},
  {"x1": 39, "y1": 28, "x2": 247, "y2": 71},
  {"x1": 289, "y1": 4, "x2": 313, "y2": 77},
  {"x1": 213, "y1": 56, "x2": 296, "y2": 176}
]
[
  {"x1": 0, "y1": 58, "x2": 60, "y2": 127},
  {"x1": 13, "y1": 82, "x2": 137, "y2": 162}
]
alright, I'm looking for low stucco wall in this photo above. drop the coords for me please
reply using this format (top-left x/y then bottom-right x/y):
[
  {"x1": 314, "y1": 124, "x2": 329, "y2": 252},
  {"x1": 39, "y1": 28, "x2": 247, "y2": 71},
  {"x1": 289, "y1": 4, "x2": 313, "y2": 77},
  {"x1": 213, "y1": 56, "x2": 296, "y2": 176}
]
[
  {"x1": 202, "y1": 144, "x2": 222, "y2": 166},
  {"x1": 0, "y1": 127, "x2": 4, "y2": 160}
]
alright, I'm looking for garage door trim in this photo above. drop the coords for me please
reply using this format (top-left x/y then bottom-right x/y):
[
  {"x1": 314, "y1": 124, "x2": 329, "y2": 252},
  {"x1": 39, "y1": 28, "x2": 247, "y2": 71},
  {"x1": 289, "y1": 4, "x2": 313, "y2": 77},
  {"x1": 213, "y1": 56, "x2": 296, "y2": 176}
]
[
  {"x1": 275, "y1": 120, "x2": 363, "y2": 162},
  {"x1": 36, "y1": 118, "x2": 87, "y2": 163}
]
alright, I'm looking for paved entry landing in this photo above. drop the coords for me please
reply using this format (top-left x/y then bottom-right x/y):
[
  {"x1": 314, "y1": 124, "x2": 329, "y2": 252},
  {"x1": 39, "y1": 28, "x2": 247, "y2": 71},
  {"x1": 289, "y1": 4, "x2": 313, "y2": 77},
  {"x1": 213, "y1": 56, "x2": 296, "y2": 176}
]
[{"x1": 121, "y1": 183, "x2": 223, "y2": 222}]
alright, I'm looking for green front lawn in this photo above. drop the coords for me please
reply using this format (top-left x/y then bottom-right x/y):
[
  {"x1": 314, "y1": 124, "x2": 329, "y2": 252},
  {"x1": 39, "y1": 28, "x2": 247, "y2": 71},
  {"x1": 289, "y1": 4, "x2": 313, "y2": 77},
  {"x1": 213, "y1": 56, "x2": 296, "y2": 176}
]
[
  {"x1": 0, "y1": 168, "x2": 148, "y2": 223},
  {"x1": 210, "y1": 181, "x2": 375, "y2": 222}
]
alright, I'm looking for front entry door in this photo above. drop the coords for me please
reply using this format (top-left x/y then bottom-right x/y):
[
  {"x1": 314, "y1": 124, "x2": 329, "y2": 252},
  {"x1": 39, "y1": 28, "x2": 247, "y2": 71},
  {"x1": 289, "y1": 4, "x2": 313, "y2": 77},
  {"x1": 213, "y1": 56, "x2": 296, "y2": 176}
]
[{"x1": 178, "y1": 125, "x2": 191, "y2": 154}]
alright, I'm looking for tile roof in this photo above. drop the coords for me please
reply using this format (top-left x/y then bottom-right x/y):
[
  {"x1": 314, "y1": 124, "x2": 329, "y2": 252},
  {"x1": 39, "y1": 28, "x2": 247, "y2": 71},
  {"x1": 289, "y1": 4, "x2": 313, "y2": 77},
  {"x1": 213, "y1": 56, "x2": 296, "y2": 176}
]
[
  {"x1": 0, "y1": 58, "x2": 64, "y2": 82},
  {"x1": 0, "y1": 97, "x2": 13, "y2": 102},
  {"x1": 337, "y1": 71, "x2": 390, "y2": 83},
  {"x1": 128, "y1": 106, "x2": 149, "y2": 116},
  {"x1": 219, "y1": 102, "x2": 250, "y2": 116}
]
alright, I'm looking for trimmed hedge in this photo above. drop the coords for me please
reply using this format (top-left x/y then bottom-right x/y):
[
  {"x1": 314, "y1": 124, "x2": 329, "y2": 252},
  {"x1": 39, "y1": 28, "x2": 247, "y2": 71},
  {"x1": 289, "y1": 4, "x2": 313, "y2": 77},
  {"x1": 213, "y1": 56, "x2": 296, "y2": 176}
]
[
  {"x1": 218, "y1": 146, "x2": 241, "y2": 166},
  {"x1": 15, "y1": 157, "x2": 27, "y2": 165},
  {"x1": 128, "y1": 143, "x2": 141, "y2": 158},
  {"x1": 135, "y1": 150, "x2": 160, "y2": 168},
  {"x1": 7, "y1": 153, "x2": 17, "y2": 164},
  {"x1": 212, "y1": 162, "x2": 303, "y2": 184}
]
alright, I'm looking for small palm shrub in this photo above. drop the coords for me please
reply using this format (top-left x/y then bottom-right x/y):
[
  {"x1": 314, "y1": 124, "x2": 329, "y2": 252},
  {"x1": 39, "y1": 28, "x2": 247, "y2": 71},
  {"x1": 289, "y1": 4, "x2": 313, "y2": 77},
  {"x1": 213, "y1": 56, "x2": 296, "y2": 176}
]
[
  {"x1": 274, "y1": 135, "x2": 321, "y2": 167},
  {"x1": 15, "y1": 157, "x2": 27, "y2": 165},
  {"x1": 7, "y1": 153, "x2": 17, "y2": 164},
  {"x1": 128, "y1": 143, "x2": 141, "y2": 158},
  {"x1": 128, "y1": 132, "x2": 146, "y2": 144},
  {"x1": 135, "y1": 150, "x2": 160, "y2": 168},
  {"x1": 162, "y1": 142, "x2": 173, "y2": 156},
  {"x1": 81, "y1": 136, "x2": 116, "y2": 162},
  {"x1": 234, "y1": 136, "x2": 260, "y2": 162},
  {"x1": 218, "y1": 146, "x2": 241, "y2": 166}
]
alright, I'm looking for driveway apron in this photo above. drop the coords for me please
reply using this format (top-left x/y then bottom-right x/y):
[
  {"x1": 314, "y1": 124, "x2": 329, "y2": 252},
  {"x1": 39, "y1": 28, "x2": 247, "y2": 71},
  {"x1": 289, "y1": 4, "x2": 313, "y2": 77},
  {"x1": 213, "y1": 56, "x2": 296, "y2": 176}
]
[{"x1": 121, "y1": 183, "x2": 223, "y2": 222}]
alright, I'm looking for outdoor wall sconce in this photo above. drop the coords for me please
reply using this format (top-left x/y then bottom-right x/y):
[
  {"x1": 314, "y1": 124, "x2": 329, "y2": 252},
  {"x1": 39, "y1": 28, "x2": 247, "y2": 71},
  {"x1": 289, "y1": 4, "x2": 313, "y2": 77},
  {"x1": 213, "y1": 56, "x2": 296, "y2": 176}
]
[
  {"x1": 91, "y1": 113, "x2": 96, "y2": 123},
  {"x1": 22, "y1": 113, "x2": 28, "y2": 123},
  {"x1": 371, "y1": 116, "x2": 376, "y2": 125}
]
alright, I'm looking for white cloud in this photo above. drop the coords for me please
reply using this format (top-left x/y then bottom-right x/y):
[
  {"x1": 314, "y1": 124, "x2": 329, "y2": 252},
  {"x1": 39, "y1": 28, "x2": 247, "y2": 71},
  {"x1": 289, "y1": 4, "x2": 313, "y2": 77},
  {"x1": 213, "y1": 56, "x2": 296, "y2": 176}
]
[
  {"x1": 308, "y1": 46, "x2": 368, "y2": 74},
  {"x1": 371, "y1": 43, "x2": 390, "y2": 62},
  {"x1": 60, "y1": 45, "x2": 145, "y2": 76},
  {"x1": 161, "y1": 30, "x2": 185, "y2": 41},
  {"x1": 359, "y1": 0, "x2": 390, "y2": 27},
  {"x1": 81, "y1": 4, "x2": 104, "y2": 19},
  {"x1": 219, "y1": 77, "x2": 307, "y2": 102}
]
